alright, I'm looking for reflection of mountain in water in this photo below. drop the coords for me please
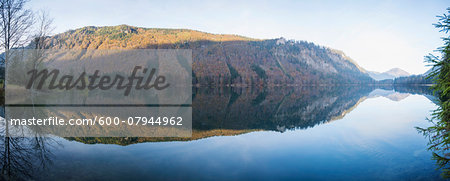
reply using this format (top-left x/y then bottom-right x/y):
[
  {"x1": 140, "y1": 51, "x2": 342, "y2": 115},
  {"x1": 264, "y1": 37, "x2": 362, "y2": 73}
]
[
  {"x1": 192, "y1": 86, "x2": 372, "y2": 132},
  {"x1": 0, "y1": 86, "x2": 436, "y2": 179},
  {"x1": 191, "y1": 85, "x2": 432, "y2": 132},
  {"x1": 368, "y1": 89, "x2": 410, "y2": 101},
  {"x1": 69, "y1": 86, "x2": 435, "y2": 145}
]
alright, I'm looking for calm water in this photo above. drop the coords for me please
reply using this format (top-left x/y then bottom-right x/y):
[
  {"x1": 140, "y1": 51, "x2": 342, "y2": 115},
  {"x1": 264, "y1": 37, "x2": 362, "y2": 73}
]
[{"x1": 0, "y1": 86, "x2": 444, "y2": 180}]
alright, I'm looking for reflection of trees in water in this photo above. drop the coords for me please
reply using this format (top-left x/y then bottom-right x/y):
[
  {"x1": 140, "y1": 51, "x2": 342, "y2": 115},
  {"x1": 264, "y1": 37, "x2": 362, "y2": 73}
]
[
  {"x1": 192, "y1": 86, "x2": 374, "y2": 132},
  {"x1": 0, "y1": 85, "x2": 436, "y2": 179},
  {"x1": 418, "y1": 124, "x2": 450, "y2": 178},
  {"x1": 393, "y1": 85, "x2": 434, "y2": 96},
  {"x1": 414, "y1": 85, "x2": 448, "y2": 177},
  {"x1": 0, "y1": 121, "x2": 60, "y2": 180},
  {"x1": 71, "y1": 85, "x2": 433, "y2": 145},
  {"x1": 417, "y1": 102, "x2": 450, "y2": 178}
]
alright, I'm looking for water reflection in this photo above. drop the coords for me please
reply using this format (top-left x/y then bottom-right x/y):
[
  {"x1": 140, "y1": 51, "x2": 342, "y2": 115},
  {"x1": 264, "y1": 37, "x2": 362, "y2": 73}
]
[
  {"x1": 0, "y1": 130, "x2": 60, "y2": 180},
  {"x1": 0, "y1": 85, "x2": 437, "y2": 180},
  {"x1": 416, "y1": 88, "x2": 450, "y2": 178},
  {"x1": 71, "y1": 85, "x2": 434, "y2": 145}
]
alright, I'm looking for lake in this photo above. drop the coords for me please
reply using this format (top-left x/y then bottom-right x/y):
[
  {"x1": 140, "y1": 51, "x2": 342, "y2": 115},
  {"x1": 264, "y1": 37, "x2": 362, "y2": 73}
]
[{"x1": 0, "y1": 86, "x2": 444, "y2": 180}]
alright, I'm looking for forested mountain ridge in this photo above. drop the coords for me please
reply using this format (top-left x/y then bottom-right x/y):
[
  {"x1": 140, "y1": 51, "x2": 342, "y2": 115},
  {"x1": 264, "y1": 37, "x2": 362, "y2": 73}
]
[
  {"x1": 41, "y1": 25, "x2": 375, "y2": 85},
  {"x1": 392, "y1": 68, "x2": 433, "y2": 85}
]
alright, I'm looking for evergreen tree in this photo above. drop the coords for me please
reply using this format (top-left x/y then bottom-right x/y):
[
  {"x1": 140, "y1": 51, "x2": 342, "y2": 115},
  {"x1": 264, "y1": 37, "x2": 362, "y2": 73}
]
[{"x1": 418, "y1": 7, "x2": 450, "y2": 178}]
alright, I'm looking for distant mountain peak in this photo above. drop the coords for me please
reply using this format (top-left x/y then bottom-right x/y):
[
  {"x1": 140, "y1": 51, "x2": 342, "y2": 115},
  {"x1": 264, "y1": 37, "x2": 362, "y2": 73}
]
[
  {"x1": 368, "y1": 68, "x2": 410, "y2": 81},
  {"x1": 385, "y1": 68, "x2": 410, "y2": 77}
]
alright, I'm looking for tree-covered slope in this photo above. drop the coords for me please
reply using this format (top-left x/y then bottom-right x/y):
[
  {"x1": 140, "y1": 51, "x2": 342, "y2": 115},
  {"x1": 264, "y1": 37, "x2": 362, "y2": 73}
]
[{"x1": 43, "y1": 25, "x2": 374, "y2": 85}]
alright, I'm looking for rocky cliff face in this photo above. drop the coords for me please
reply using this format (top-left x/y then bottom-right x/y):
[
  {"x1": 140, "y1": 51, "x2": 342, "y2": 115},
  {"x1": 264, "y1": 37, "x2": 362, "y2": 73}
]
[{"x1": 42, "y1": 25, "x2": 374, "y2": 85}]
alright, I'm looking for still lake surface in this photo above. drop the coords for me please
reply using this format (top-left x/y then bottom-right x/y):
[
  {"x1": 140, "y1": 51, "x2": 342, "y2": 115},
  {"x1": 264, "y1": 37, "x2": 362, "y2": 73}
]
[{"x1": 0, "y1": 86, "x2": 444, "y2": 180}]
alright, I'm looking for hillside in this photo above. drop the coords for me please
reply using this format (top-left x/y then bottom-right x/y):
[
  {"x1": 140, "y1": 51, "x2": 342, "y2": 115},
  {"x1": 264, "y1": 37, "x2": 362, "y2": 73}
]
[{"x1": 41, "y1": 25, "x2": 374, "y2": 85}]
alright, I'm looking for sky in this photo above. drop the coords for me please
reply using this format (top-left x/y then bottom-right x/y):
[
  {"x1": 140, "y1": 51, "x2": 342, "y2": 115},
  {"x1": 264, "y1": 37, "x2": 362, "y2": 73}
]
[{"x1": 29, "y1": 0, "x2": 450, "y2": 74}]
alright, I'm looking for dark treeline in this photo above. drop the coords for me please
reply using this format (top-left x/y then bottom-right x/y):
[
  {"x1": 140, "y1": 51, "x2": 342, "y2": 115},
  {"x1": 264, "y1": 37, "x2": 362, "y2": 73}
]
[{"x1": 393, "y1": 75, "x2": 433, "y2": 85}]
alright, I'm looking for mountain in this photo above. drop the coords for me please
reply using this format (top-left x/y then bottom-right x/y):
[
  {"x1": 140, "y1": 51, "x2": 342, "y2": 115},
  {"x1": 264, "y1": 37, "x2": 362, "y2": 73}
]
[
  {"x1": 386, "y1": 68, "x2": 411, "y2": 77},
  {"x1": 39, "y1": 25, "x2": 374, "y2": 85},
  {"x1": 391, "y1": 67, "x2": 435, "y2": 85},
  {"x1": 392, "y1": 67, "x2": 433, "y2": 85},
  {"x1": 368, "y1": 68, "x2": 410, "y2": 81}
]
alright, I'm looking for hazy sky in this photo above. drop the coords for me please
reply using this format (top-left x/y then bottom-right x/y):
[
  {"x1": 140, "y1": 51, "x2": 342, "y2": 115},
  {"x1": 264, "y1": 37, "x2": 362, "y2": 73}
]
[{"x1": 29, "y1": 0, "x2": 449, "y2": 74}]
